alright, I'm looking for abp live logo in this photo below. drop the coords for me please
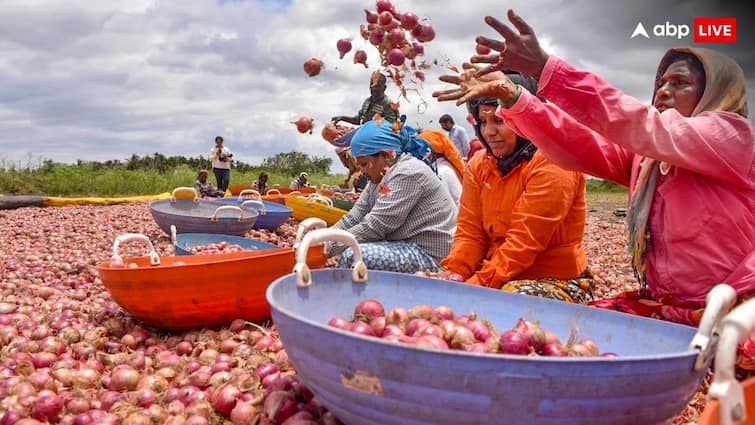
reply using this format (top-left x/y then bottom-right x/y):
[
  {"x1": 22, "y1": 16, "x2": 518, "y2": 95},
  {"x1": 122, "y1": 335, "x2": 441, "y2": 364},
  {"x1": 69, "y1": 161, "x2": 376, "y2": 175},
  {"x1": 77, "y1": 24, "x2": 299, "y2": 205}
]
[{"x1": 630, "y1": 17, "x2": 737, "y2": 43}]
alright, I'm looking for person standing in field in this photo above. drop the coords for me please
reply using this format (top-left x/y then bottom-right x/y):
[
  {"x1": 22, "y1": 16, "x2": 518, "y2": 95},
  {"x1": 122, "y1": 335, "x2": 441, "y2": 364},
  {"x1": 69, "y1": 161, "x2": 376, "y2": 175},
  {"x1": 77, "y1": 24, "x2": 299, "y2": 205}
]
[
  {"x1": 439, "y1": 114, "x2": 471, "y2": 160},
  {"x1": 209, "y1": 136, "x2": 233, "y2": 195}
]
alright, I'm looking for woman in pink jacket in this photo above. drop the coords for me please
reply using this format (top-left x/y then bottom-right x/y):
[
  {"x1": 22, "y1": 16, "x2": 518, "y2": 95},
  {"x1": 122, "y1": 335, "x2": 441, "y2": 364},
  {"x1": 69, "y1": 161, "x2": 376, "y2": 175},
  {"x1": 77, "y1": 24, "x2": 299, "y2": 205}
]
[{"x1": 434, "y1": 10, "x2": 754, "y2": 374}]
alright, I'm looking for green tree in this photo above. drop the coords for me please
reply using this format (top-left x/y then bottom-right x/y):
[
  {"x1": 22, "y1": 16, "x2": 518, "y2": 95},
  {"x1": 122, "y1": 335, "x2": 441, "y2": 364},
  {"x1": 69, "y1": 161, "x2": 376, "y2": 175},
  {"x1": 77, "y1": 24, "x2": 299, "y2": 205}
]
[{"x1": 261, "y1": 151, "x2": 332, "y2": 176}]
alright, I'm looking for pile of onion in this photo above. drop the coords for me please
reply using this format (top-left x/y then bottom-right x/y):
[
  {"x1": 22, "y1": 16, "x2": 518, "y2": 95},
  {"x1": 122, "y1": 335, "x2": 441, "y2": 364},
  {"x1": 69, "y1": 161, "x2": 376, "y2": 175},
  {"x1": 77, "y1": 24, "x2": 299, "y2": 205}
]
[{"x1": 329, "y1": 300, "x2": 617, "y2": 357}]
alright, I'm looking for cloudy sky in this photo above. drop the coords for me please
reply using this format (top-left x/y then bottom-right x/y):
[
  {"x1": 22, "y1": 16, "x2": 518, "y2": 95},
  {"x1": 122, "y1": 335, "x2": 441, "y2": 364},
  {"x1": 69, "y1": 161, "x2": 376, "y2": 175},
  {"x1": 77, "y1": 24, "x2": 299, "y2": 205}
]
[{"x1": 1, "y1": 0, "x2": 752, "y2": 172}]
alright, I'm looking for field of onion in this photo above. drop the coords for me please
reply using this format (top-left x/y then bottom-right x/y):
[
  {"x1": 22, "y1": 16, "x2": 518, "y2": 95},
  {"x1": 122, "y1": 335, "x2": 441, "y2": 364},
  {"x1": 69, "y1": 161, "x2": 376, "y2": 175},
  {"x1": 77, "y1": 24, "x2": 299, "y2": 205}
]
[{"x1": 0, "y1": 195, "x2": 705, "y2": 424}]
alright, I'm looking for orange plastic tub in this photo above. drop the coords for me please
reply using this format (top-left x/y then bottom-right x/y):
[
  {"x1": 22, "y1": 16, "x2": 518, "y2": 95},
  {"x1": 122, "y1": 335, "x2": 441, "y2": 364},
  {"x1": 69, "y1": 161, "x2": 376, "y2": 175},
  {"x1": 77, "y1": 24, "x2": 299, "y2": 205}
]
[
  {"x1": 699, "y1": 377, "x2": 755, "y2": 424},
  {"x1": 97, "y1": 234, "x2": 326, "y2": 330}
]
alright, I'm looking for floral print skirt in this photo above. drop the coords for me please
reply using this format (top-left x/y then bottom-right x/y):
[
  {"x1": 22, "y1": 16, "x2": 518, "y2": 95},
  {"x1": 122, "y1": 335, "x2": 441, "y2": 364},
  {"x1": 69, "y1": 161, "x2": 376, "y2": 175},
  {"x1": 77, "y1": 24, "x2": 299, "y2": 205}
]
[{"x1": 337, "y1": 241, "x2": 440, "y2": 274}]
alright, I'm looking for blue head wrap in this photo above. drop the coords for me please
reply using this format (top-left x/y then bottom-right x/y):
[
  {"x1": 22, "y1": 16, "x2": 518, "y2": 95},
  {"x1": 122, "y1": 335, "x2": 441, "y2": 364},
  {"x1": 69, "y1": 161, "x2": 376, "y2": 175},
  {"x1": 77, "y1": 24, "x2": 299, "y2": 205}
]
[
  {"x1": 350, "y1": 120, "x2": 436, "y2": 173},
  {"x1": 350, "y1": 121, "x2": 402, "y2": 158}
]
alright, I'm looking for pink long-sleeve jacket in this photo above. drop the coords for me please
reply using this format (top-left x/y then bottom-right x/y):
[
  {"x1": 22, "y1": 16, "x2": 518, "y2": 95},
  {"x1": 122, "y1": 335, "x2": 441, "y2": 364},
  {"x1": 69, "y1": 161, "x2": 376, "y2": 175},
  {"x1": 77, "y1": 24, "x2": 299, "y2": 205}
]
[{"x1": 497, "y1": 56, "x2": 754, "y2": 303}]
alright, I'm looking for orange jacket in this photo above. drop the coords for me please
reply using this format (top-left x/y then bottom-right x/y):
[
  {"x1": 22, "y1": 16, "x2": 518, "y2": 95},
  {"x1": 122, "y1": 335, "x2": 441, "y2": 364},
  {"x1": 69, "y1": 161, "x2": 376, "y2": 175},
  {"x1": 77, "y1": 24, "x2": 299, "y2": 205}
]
[{"x1": 440, "y1": 151, "x2": 587, "y2": 287}]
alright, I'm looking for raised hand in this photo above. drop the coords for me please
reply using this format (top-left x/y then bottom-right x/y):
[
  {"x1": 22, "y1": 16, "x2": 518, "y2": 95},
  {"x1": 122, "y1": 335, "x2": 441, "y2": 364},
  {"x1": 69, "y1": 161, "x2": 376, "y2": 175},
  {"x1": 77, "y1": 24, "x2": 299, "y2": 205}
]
[
  {"x1": 471, "y1": 9, "x2": 549, "y2": 79},
  {"x1": 432, "y1": 63, "x2": 519, "y2": 106}
]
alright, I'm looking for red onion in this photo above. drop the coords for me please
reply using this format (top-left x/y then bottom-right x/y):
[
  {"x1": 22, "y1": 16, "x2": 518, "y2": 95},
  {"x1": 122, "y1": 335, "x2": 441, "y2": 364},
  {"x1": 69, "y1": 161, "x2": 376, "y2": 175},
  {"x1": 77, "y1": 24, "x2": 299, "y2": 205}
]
[
  {"x1": 415, "y1": 335, "x2": 449, "y2": 350},
  {"x1": 303, "y1": 59, "x2": 323, "y2": 78},
  {"x1": 353, "y1": 50, "x2": 368, "y2": 67},
  {"x1": 354, "y1": 299, "x2": 385, "y2": 322},
  {"x1": 385, "y1": 307, "x2": 408, "y2": 327},
  {"x1": 467, "y1": 320, "x2": 493, "y2": 342},
  {"x1": 408, "y1": 304, "x2": 433, "y2": 320},
  {"x1": 541, "y1": 342, "x2": 568, "y2": 357},
  {"x1": 185, "y1": 415, "x2": 209, "y2": 425},
  {"x1": 579, "y1": 339, "x2": 600, "y2": 356},
  {"x1": 432, "y1": 305, "x2": 455, "y2": 321},
  {"x1": 109, "y1": 365, "x2": 139, "y2": 391},
  {"x1": 336, "y1": 38, "x2": 352, "y2": 59},
  {"x1": 136, "y1": 388, "x2": 157, "y2": 408},
  {"x1": 327, "y1": 317, "x2": 351, "y2": 331},
  {"x1": 405, "y1": 318, "x2": 430, "y2": 336},
  {"x1": 212, "y1": 382, "x2": 241, "y2": 417},
  {"x1": 376, "y1": 0, "x2": 393, "y2": 14},
  {"x1": 499, "y1": 329, "x2": 533, "y2": 355},
  {"x1": 381, "y1": 324, "x2": 404, "y2": 337},
  {"x1": 369, "y1": 316, "x2": 386, "y2": 335},
  {"x1": 263, "y1": 391, "x2": 298, "y2": 424},
  {"x1": 31, "y1": 392, "x2": 63, "y2": 422},
  {"x1": 400, "y1": 12, "x2": 419, "y2": 30},
  {"x1": 254, "y1": 363, "x2": 279, "y2": 380},
  {"x1": 601, "y1": 352, "x2": 619, "y2": 358},
  {"x1": 386, "y1": 48, "x2": 405, "y2": 66},
  {"x1": 364, "y1": 9, "x2": 378, "y2": 24},
  {"x1": 176, "y1": 341, "x2": 193, "y2": 355},
  {"x1": 230, "y1": 401, "x2": 256, "y2": 425},
  {"x1": 349, "y1": 321, "x2": 376, "y2": 337}
]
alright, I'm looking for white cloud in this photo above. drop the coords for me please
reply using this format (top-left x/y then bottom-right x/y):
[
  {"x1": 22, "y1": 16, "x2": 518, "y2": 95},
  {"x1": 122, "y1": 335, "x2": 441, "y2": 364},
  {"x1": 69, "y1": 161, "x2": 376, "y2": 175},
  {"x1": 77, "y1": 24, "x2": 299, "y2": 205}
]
[{"x1": 0, "y1": 0, "x2": 752, "y2": 173}]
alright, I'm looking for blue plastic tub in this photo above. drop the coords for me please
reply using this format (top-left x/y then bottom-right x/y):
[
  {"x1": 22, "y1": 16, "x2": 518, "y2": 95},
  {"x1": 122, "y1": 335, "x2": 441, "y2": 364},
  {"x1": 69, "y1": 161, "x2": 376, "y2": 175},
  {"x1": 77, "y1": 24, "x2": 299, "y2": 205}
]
[
  {"x1": 174, "y1": 233, "x2": 279, "y2": 256},
  {"x1": 215, "y1": 197, "x2": 292, "y2": 230},
  {"x1": 268, "y1": 269, "x2": 715, "y2": 425}
]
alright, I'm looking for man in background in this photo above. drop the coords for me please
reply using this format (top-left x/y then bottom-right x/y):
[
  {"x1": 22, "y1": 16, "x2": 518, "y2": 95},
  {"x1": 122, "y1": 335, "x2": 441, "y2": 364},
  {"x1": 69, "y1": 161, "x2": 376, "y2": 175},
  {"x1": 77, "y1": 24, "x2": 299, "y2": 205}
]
[{"x1": 439, "y1": 114, "x2": 470, "y2": 160}]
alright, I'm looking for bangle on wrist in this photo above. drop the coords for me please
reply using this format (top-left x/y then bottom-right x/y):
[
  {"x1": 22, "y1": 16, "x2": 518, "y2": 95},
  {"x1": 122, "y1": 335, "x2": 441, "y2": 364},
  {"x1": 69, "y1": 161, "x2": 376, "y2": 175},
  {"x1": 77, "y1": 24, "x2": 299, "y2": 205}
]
[{"x1": 497, "y1": 84, "x2": 522, "y2": 109}]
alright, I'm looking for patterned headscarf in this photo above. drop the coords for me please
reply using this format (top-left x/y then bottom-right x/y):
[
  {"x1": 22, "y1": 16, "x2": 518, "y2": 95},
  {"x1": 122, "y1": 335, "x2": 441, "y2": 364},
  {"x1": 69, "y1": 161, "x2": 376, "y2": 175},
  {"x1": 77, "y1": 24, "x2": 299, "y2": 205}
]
[{"x1": 628, "y1": 47, "x2": 749, "y2": 292}]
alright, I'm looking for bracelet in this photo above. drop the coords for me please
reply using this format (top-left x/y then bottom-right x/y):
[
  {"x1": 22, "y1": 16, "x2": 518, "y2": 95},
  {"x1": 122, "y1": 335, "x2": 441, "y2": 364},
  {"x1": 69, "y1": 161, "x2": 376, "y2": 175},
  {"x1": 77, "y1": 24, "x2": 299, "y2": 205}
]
[{"x1": 497, "y1": 84, "x2": 522, "y2": 109}]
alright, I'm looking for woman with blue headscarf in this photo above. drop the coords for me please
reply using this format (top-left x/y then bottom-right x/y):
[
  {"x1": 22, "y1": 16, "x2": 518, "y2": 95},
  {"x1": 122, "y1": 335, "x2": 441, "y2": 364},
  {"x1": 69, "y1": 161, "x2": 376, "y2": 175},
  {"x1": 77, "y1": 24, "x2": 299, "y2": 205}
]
[{"x1": 326, "y1": 120, "x2": 457, "y2": 273}]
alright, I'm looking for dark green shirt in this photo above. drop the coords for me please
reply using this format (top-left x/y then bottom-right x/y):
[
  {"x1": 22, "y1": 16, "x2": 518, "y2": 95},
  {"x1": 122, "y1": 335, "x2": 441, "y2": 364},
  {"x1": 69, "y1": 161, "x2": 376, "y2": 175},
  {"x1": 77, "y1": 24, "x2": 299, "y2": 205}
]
[{"x1": 358, "y1": 96, "x2": 399, "y2": 124}]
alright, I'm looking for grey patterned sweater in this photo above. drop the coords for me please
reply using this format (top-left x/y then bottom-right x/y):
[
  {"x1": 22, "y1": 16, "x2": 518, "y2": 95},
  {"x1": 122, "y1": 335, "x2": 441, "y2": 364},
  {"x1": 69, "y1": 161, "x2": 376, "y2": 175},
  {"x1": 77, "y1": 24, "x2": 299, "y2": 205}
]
[{"x1": 329, "y1": 154, "x2": 457, "y2": 261}]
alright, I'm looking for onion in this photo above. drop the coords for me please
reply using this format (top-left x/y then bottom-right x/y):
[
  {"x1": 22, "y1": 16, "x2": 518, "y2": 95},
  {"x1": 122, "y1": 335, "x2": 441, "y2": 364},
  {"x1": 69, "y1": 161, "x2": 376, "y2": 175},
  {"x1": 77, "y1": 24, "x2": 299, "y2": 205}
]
[
  {"x1": 415, "y1": 335, "x2": 449, "y2": 350},
  {"x1": 411, "y1": 41, "x2": 424, "y2": 55},
  {"x1": 568, "y1": 342, "x2": 592, "y2": 357},
  {"x1": 579, "y1": 338, "x2": 600, "y2": 356},
  {"x1": 263, "y1": 391, "x2": 298, "y2": 424},
  {"x1": 400, "y1": 12, "x2": 419, "y2": 30},
  {"x1": 31, "y1": 392, "x2": 63, "y2": 422},
  {"x1": 336, "y1": 38, "x2": 352, "y2": 59},
  {"x1": 349, "y1": 321, "x2": 376, "y2": 337},
  {"x1": 302, "y1": 59, "x2": 324, "y2": 78},
  {"x1": 601, "y1": 352, "x2": 619, "y2": 358},
  {"x1": 541, "y1": 342, "x2": 568, "y2": 357},
  {"x1": 499, "y1": 329, "x2": 533, "y2": 355},
  {"x1": 354, "y1": 299, "x2": 385, "y2": 322},
  {"x1": 385, "y1": 307, "x2": 408, "y2": 327},
  {"x1": 376, "y1": 0, "x2": 393, "y2": 14},
  {"x1": 353, "y1": 50, "x2": 368, "y2": 67},
  {"x1": 136, "y1": 388, "x2": 157, "y2": 408},
  {"x1": 211, "y1": 382, "x2": 241, "y2": 417},
  {"x1": 327, "y1": 317, "x2": 351, "y2": 331},
  {"x1": 450, "y1": 325, "x2": 476, "y2": 349},
  {"x1": 412, "y1": 23, "x2": 435, "y2": 42},
  {"x1": 405, "y1": 318, "x2": 430, "y2": 337},
  {"x1": 369, "y1": 316, "x2": 386, "y2": 335},
  {"x1": 109, "y1": 365, "x2": 140, "y2": 391},
  {"x1": 386, "y1": 48, "x2": 405, "y2": 66},
  {"x1": 467, "y1": 320, "x2": 493, "y2": 342},
  {"x1": 185, "y1": 415, "x2": 209, "y2": 425},
  {"x1": 254, "y1": 363, "x2": 279, "y2": 380},
  {"x1": 380, "y1": 324, "x2": 404, "y2": 338},
  {"x1": 364, "y1": 9, "x2": 378, "y2": 24},
  {"x1": 176, "y1": 341, "x2": 193, "y2": 355},
  {"x1": 230, "y1": 401, "x2": 256, "y2": 425},
  {"x1": 292, "y1": 116, "x2": 314, "y2": 134},
  {"x1": 408, "y1": 304, "x2": 433, "y2": 320}
]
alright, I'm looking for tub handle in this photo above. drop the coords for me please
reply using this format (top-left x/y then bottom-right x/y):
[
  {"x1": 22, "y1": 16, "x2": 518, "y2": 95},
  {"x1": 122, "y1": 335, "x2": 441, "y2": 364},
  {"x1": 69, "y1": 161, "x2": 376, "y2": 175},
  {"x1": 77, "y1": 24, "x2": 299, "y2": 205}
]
[
  {"x1": 237, "y1": 189, "x2": 261, "y2": 201},
  {"x1": 111, "y1": 233, "x2": 160, "y2": 266},
  {"x1": 241, "y1": 200, "x2": 266, "y2": 215},
  {"x1": 289, "y1": 191, "x2": 302, "y2": 197},
  {"x1": 210, "y1": 205, "x2": 245, "y2": 222},
  {"x1": 690, "y1": 284, "x2": 737, "y2": 371},
  {"x1": 267, "y1": 189, "x2": 281, "y2": 195},
  {"x1": 708, "y1": 298, "x2": 755, "y2": 425},
  {"x1": 170, "y1": 225, "x2": 177, "y2": 247},
  {"x1": 294, "y1": 228, "x2": 367, "y2": 287},
  {"x1": 171, "y1": 187, "x2": 199, "y2": 203},
  {"x1": 307, "y1": 194, "x2": 333, "y2": 208},
  {"x1": 293, "y1": 218, "x2": 327, "y2": 250}
]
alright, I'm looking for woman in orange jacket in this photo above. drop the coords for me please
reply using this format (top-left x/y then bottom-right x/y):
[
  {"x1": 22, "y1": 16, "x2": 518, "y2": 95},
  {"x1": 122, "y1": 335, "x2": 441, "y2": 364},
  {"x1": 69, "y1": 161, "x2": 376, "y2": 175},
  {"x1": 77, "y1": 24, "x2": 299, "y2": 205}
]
[{"x1": 439, "y1": 72, "x2": 592, "y2": 303}]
